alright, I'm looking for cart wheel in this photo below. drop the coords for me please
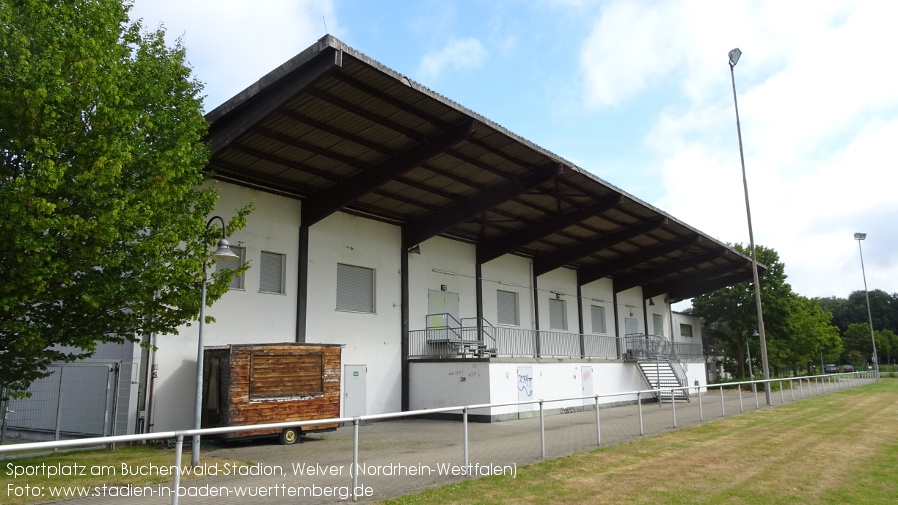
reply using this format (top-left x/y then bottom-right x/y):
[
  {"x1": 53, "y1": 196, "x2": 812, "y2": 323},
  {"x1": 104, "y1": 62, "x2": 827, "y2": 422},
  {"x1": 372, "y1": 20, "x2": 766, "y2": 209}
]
[{"x1": 279, "y1": 428, "x2": 300, "y2": 445}]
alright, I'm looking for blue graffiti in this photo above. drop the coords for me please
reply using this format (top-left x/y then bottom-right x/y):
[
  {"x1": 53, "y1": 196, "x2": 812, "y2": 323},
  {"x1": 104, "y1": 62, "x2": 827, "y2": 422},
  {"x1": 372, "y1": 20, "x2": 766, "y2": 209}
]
[{"x1": 517, "y1": 374, "x2": 533, "y2": 397}]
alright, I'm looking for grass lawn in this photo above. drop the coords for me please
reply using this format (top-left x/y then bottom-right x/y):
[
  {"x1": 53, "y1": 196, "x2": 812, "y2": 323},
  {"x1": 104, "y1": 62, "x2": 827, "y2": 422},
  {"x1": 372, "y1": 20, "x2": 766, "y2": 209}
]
[{"x1": 383, "y1": 379, "x2": 898, "y2": 505}]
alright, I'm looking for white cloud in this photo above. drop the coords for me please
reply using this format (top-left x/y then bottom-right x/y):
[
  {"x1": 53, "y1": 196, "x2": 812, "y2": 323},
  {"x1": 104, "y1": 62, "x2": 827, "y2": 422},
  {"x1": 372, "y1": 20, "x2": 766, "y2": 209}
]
[
  {"x1": 129, "y1": 0, "x2": 337, "y2": 110},
  {"x1": 417, "y1": 38, "x2": 488, "y2": 83},
  {"x1": 579, "y1": 0, "x2": 898, "y2": 297}
]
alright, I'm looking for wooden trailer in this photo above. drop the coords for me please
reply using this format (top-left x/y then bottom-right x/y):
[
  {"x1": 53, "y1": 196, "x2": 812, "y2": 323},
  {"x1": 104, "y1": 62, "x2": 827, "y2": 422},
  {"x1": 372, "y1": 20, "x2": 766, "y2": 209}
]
[{"x1": 202, "y1": 343, "x2": 343, "y2": 444}]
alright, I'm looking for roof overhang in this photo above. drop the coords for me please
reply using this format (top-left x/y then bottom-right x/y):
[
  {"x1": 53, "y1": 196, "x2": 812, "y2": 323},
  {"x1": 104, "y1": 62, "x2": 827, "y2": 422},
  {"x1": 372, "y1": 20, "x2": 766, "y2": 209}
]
[{"x1": 204, "y1": 35, "x2": 763, "y2": 300}]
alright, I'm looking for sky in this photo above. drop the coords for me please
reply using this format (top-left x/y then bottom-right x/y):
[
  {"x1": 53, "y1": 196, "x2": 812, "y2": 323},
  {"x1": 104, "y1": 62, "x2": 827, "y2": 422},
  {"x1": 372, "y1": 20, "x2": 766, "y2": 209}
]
[{"x1": 130, "y1": 0, "x2": 898, "y2": 304}]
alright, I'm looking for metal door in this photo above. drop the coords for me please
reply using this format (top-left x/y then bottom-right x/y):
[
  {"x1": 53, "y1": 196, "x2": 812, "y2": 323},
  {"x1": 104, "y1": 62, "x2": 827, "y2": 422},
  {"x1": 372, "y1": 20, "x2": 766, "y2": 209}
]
[
  {"x1": 344, "y1": 365, "x2": 366, "y2": 418},
  {"x1": 427, "y1": 290, "x2": 459, "y2": 327}
]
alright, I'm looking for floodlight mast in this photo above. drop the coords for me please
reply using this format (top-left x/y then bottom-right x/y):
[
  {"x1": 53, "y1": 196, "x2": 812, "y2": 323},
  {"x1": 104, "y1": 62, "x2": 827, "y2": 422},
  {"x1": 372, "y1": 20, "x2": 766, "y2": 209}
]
[{"x1": 728, "y1": 48, "x2": 772, "y2": 405}]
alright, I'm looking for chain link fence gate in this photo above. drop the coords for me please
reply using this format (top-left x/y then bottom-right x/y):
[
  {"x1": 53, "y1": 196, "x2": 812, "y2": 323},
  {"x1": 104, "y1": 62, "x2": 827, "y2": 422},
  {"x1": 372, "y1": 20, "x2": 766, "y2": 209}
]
[{"x1": 0, "y1": 360, "x2": 134, "y2": 456}]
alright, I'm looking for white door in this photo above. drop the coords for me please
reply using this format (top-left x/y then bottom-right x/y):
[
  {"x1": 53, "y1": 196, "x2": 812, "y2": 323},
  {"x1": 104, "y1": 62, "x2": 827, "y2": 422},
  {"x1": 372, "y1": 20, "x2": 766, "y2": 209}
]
[
  {"x1": 582, "y1": 366, "x2": 594, "y2": 408},
  {"x1": 517, "y1": 366, "x2": 534, "y2": 413},
  {"x1": 652, "y1": 313, "x2": 664, "y2": 337},
  {"x1": 344, "y1": 365, "x2": 366, "y2": 417}
]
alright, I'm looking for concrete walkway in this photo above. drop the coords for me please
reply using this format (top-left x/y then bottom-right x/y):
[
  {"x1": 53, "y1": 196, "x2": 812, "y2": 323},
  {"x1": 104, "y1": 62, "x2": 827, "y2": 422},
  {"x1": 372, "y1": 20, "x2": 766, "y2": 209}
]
[{"x1": 42, "y1": 379, "x2": 844, "y2": 504}]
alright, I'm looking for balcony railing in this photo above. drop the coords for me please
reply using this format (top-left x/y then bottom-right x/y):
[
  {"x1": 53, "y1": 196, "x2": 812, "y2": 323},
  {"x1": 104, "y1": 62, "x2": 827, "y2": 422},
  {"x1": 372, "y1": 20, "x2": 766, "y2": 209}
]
[
  {"x1": 410, "y1": 314, "x2": 619, "y2": 359},
  {"x1": 409, "y1": 316, "x2": 704, "y2": 362}
]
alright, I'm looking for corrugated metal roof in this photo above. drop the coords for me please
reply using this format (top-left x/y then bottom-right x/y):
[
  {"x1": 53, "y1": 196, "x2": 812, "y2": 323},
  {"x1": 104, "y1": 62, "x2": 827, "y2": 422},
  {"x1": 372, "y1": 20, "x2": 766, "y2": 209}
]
[{"x1": 205, "y1": 35, "x2": 760, "y2": 302}]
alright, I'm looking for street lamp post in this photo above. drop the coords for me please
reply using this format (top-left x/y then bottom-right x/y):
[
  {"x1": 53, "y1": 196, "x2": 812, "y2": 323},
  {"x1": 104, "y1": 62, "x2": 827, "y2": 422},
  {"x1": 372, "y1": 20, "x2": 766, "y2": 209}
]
[
  {"x1": 729, "y1": 48, "x2": 772, "y2": 405},
  {"x1": 192, "y1": 216, "x2": 239, "y2": 467},
  {"x1": 854, "y1": 232, "x2": 880, "y2": 381}
]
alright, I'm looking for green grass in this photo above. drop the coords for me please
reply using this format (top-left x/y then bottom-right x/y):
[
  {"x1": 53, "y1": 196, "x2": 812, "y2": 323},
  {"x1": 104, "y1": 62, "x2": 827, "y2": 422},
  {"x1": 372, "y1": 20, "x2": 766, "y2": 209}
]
[{"x1": 382, "y1": 379, "x2": 898, "y2": 505}]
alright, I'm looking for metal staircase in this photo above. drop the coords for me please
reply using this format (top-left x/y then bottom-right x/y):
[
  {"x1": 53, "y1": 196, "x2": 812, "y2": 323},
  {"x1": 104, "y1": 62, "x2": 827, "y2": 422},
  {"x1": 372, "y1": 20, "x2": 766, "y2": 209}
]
[
  {"x1": 637, "y1": 359, "x2": 690, "y2": 402},
  {"x1": 626, "y1": 334, "x2": 690, "y2": 403}
]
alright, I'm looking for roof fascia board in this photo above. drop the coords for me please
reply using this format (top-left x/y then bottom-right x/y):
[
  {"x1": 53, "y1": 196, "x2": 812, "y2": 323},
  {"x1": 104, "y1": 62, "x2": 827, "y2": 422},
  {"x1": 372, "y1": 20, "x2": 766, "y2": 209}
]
[{"x1": 206, "y1": 46, "x2": 342, "y2": 154}]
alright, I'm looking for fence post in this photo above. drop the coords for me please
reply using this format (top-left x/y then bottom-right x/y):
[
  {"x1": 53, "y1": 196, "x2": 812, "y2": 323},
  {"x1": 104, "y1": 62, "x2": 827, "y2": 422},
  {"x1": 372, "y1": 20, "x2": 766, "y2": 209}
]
[
  {"x1": 463, "y1": 407, "x2": 469, "y2": 468},
  {"x1": 0, "y1": 383, "x2": 7, "y2": 459},
  {"x1": 719, "y1": 385, "x2": 725, "y2": 418},
  {"x1": 54, "y1": 368, "x2": 64, "y2": 448},
  {"x1": 738, "y1": 384, "x2": 743, "y2": 413},
  {"x1": 594, "y1": 395, "x2": 601, "y2": 446},
  {"x1": 671, "y1": 389, "x2": 677, "y2": 429},
  {"x1": 754, "y1": 380, "x2": 759, "y2": 410},
  {"x1": 539, "y1": 400, "x2": 546, "y2": 459},
  {"x1": 352, "y1": 418, "x2": 360, "y2": 502},
  {"x1": 637, "y1": 392, "x2": 644, "y2": 436},
  {"x1": 697, "y1": 385, "x2": 703, "y2": 422},
  {"x1": 779, "y1": 379, "x2": 784, "y2": 404},
  {"x1": 171, "y1": 434, "x2": 183, "y2": 505}
]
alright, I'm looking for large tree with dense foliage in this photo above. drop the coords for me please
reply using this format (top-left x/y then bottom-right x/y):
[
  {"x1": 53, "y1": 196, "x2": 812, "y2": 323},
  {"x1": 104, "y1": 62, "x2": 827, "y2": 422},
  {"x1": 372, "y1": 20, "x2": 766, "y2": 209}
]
[
  {"x1": 691, "y1": 244, "x2": 792, "y2": 377},
  {"x1": 0, "y1": 0, "x2": 249, "y2": 395},
  {"x1": 780, "y1": 294, "x2": 842, "y2": 376}
]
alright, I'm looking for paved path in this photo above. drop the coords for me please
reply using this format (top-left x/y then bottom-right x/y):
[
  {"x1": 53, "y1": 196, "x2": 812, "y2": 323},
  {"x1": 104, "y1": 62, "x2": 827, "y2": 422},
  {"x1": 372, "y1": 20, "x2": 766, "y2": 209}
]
[{"x1": 41, "y1": 378, "x2": 849, "y2": 504}]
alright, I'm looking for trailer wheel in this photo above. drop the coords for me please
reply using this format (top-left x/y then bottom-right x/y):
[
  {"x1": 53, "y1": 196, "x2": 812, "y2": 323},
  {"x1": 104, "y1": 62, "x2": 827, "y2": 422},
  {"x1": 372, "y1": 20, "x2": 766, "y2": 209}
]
[{"x1": 279, "y1": 428, "x2": 300, "y2": 445}]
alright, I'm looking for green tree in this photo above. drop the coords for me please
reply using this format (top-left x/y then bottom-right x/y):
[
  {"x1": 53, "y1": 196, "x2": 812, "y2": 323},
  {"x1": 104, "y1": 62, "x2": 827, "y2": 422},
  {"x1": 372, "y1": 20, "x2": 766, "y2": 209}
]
[
  {"x1": 692, "y1": 244, "x2": 792, "y2": 377},
  {"x1": 842, "y1": 323, "x2": 875, "y2": 366},
  {"x1": 779, "y1": 294, "x2": 842, "y2": 375},
  {"x1": 0, "y1": 0, "x2": 249, "y2": 395}
]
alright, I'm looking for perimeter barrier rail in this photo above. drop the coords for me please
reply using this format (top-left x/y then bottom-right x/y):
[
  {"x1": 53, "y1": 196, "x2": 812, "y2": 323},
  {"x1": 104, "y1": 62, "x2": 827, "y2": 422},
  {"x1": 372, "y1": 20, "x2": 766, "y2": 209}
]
[{"x1": 0, "y1": 371, "x2": 875, "y2": 503}]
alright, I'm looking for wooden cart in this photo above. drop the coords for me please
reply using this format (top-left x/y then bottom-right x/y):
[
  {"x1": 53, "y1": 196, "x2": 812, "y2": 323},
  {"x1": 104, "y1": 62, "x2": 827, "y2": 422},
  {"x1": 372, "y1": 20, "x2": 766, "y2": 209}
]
[{"x1": 202, "y1": 343, "x2": 343, "y2": 444}]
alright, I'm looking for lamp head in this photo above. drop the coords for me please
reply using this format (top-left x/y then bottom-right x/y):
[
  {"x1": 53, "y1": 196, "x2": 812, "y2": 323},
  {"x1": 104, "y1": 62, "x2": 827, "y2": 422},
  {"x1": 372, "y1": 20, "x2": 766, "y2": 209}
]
[
  {"x1": 728, "y1": 48, "x2": 742, "y2": 67},
  {"x1": 854, "y1": 232, "x2": 866, "y2": 240},
  {"x1": 211, "y1": 238, "x2": 239, "y2": 260},
  {"x1": 752, "y1": 330, "x2": 759, "y2": 337}
]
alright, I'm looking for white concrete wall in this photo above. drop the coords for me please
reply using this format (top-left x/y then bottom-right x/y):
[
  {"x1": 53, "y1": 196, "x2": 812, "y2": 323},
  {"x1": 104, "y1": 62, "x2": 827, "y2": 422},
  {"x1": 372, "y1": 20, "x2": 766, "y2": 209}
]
[
  {"x1": 616, "y1": 287, "x2": 645, "y2": 337},
  {"x1": 672, "y1": 312, "x2": 703, "y2": 345},
  {"x1": 408, "y1": 236, "x2": 478, "y2": 329},
  {"x1": 151, "y1": 183, "x2": 299, "y2": 432},
  {"x1": 481, "y1": 255, "x2": 534, "y2": 329},
  {"x1": 536, "y1": 268, "x2": 580, "y2": 333},
  {"x1": 410, "y1": 361, "x2": 645, "y2": 419},
  {"x1": 306, "y1": 211, "x2": 403, "y2": 417},
  {"x1": 581, "y1": 278, "x2": 615, "y2": 335}
]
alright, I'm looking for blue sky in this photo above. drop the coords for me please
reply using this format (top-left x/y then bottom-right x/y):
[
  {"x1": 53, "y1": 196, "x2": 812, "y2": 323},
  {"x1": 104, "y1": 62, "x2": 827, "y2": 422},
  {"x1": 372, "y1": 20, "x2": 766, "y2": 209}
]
[{"x1": 131, "y1": 0, "x2": 898, "y2": 303}]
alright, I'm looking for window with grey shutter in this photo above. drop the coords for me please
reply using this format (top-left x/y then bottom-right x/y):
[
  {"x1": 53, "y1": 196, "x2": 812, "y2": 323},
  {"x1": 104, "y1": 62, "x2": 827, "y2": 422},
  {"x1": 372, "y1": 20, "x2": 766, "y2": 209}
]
[
  {"x1": 549, "y1": 298, "x2": 566, "y2": 330},
  {"x1": 497, "y1": 290, "x2": 519, "y2": 326},
  {"x1": 653, "y1": 313, "x2": 664, "y2": 337},
  {"x1": 590, "y1": 305, "x2": 606, "y2": 334},
  {"x1": 336, "y1": 263, "x2": 375, "y2": 313},
  {"x1": 216, "y1": 246, "x2": 245, "y2": 290},
  {"x1": 259, "y1": 251, "x2": 285, "y2": 294}
]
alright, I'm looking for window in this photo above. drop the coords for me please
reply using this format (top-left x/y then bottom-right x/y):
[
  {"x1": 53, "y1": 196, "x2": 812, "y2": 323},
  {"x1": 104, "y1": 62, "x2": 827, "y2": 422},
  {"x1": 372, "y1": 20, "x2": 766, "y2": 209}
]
[
  {"x1": 216, "y1": 246, "x2": 245, "y2": 289},
  {"x1": 680, "y1": 323, "x2": 694, "y2": 338},
  {"x1": 259, "y1": 251, "x2": 286, "y2": 294},
  {"x1": 590, "y1": 305, "x2": 607, "y2": 334},
  {"x1": 336, "y1": 263, "x2": 375, "y2": 313},
  {"x1": 497, "y1": 290, "x2": 519, "y2": 326},
  {"x1": 549, "y1": 298, "x2": 567, "y2": 330}
]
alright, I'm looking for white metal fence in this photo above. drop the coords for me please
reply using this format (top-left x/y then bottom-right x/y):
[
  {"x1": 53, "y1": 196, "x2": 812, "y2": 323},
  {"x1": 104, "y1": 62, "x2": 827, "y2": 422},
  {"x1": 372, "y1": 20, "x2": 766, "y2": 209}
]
[{"x1": 0, "y1": 371, "x2": 876, "y2": 504}]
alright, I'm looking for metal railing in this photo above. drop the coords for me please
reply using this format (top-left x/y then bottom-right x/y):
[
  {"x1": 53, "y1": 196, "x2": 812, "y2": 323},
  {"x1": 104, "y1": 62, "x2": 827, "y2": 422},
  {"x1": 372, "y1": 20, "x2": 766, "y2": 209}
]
[
  {"x1": 411, "y1": 318, "x2": 621, "y2": 359},
  {"x1": 3, "y1": 372, "x2": 876, "y2": 504},
  {"x1": 0, "y1": 371, "x2": 875, "y2": 504}
]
